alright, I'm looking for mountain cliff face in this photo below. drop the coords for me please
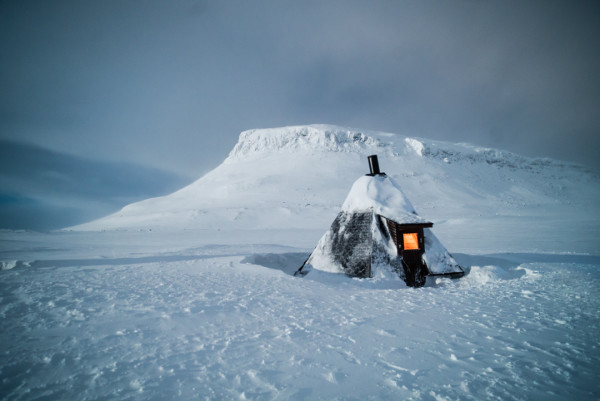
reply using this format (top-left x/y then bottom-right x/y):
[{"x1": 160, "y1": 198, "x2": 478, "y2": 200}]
[
  {"x1": 73, "y1": 125, "x2": 600, "y2": 254},
  {"x1": 227, "y1": 125, "x2": 386, "y2": 159},
  {"x1": 227, "y1": 124, "x2": 588, "y2": 176}
]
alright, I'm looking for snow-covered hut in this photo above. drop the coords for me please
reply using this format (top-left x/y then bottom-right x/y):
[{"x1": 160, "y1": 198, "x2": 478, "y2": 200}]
[{"x1": 295, "y1": 155, "x2": 464, "y2": 287}]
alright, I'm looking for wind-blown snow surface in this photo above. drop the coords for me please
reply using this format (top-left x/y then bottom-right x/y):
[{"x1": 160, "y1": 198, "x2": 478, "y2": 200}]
[
  {"x1": 1, "y1": 230, "x2": 599, "y2": 400},
  {"x1": 2, "y1": 125, "x2": 600, "y2": 400}
]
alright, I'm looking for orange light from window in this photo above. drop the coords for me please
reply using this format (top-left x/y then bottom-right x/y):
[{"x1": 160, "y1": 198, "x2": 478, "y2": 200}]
[{"x1": 403, "y1": 233, "x2": 419, "y2": 250}]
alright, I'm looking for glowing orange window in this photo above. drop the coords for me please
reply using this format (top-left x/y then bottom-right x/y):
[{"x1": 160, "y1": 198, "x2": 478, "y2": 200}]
[{"x1": 403, "y1": 233, "x2": 419, "y2": 250}]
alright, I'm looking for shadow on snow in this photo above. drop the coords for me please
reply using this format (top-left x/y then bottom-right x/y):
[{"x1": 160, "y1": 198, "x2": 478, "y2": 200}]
[{"x1": 242, "y1": 251, "x2": 600, "y2": 283}]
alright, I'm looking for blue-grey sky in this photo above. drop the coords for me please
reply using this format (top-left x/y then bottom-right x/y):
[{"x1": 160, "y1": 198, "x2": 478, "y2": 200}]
[{"x1": 1, "y1": 0, "x2": 599, "y2": 229}]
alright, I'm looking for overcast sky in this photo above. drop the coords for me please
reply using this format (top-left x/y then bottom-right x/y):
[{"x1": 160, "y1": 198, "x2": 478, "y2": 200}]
[{"x1": 1, "y1": 0, "x2": 599, "y2": 229}]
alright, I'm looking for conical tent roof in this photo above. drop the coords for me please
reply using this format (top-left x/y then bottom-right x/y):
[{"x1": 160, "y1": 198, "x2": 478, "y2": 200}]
[
  {"x1": 340, "y1": 175, "x2": 428, "y2": 225},
  {"x1": 296, "y1": 173, "x2": 464, "y2": 285}
]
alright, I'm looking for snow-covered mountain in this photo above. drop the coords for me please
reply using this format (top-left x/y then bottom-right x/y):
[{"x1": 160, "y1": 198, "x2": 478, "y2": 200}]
[{"x1": 74, "y1": 125, "x2": 600, "y2": 254}]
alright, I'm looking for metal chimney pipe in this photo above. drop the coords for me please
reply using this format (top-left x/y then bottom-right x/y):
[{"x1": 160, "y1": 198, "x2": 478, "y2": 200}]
[{"x1": 368, "y1": 155, "x2": 380, "y2": 175}]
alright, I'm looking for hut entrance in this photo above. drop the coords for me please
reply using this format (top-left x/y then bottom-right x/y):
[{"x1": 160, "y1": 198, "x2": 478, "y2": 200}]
[{"x1": 384, "y1": 219, "x2": 433, "y2": 287}]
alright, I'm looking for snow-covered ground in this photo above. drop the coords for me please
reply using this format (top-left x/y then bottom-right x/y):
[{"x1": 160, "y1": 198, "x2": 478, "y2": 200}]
[
  {"x1": 2, "y1": 229, "x2": 599, "y2": 400},
  {"x1": 2, "y1": 125, "x2": 599, "y2": 400}
]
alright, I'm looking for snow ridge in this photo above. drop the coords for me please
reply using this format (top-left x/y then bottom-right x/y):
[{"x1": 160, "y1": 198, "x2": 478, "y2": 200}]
[
  {"x1": 228, "y1": 125, "x2": 593, "y2": 179},
  {"x1": 415, "y1": 138, "x2": 590, "y2": 175},
  {"x1": 227, "y1": 125, "x2": 388, "y2": 160}
]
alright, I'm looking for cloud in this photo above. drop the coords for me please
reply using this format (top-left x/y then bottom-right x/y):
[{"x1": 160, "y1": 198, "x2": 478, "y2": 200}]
[
  {"x1": 0, "y1": 1, "x2": 599, "y2": 229},
  {"x1": 2, "y1": 1, "x2": 598, "y2": 169}
]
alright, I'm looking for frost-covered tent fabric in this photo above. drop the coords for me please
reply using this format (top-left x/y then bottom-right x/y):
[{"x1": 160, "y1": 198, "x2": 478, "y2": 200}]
[{"x1": 296, "y1": 174, "x2": 464, "y2": 287}]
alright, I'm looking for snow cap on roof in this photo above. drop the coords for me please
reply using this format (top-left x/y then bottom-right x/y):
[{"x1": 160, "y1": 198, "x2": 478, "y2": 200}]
[{"x1": 341, "y1": 174, "x2": 430, "y2": 225}]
